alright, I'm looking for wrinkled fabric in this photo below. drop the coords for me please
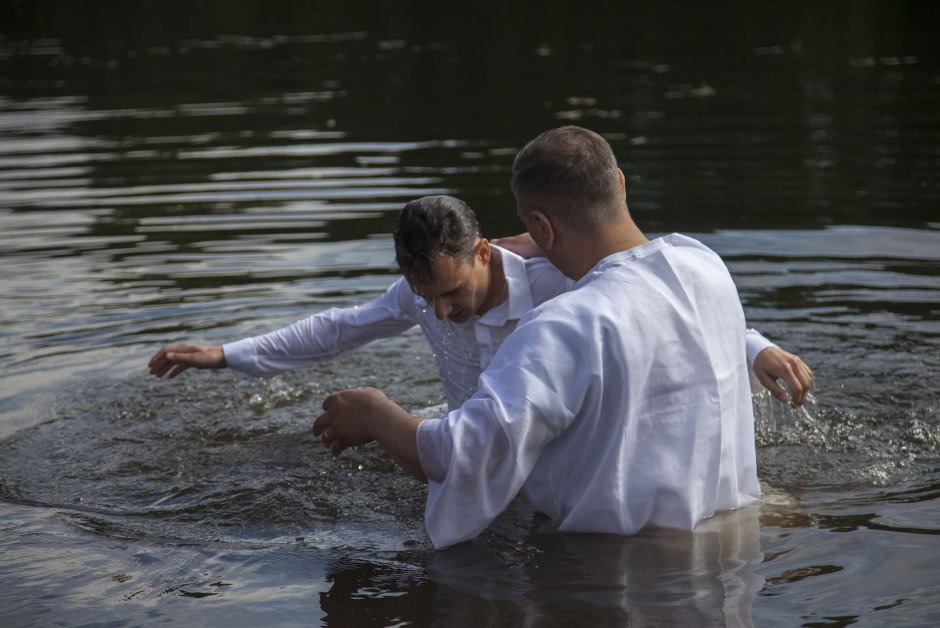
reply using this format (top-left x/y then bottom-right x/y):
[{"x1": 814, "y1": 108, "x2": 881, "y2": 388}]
[{"x1": 417, "y1": 235, "x2": 761, "y2": 548}]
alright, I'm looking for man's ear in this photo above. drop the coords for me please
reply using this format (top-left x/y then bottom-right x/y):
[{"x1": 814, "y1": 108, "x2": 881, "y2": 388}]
[
  {"x1": 476, "y1": 238, "x2": 491, "y2": 265},
  {"x1": 530, "y1": 210, "x2": 556, "y2": 250}
]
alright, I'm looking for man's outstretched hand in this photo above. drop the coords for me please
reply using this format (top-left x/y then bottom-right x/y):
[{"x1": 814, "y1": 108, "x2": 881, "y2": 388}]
[
  {"x1": 148, "y1": 343, "x2": 226, "y2": 379},
  {"x1": 753, "y1": 346, "x2": 814, "y2": 406}
]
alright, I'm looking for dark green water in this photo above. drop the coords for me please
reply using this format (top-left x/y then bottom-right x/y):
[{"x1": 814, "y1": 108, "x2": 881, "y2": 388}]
[{"x1": 1, "y1": 2, "x2": 938, "y2": 625}]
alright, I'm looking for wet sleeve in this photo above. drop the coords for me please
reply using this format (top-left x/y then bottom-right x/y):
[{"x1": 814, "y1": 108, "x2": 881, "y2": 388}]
[
  {"x1": 223, "y1": 278, "x2": 418, "y2": 377},
  {"x1": 415, "y1": 313, "x2": 587, "y2": 548}
]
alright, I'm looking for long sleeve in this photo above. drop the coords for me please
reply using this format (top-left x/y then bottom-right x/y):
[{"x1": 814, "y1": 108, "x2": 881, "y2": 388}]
[
  {"x1": 223, "y1": 278, "x2": 418, "y2": 377},
  {"x1": 416, "y1": 312, "x2": 580, "y2": 548}
]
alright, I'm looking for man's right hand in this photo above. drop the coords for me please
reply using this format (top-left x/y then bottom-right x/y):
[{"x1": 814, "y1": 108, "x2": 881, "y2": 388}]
[
  {"x1": 753, "y1": 346, "x2": 813, "y2": 407},
  {"x1": 148, "y1": 343, "x2": 226, "y2": 379}
]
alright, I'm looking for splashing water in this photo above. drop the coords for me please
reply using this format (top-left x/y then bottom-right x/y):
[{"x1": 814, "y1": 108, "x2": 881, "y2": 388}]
[{"x1": 754, "y1": 389, "x2": 824, "y2": 449}]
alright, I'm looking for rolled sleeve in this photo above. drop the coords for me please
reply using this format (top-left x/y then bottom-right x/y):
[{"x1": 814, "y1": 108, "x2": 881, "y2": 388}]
[
  {"x1": 420, "y1": 399, "x2": 523, "y2": 549},
  {"x1": 417, "y1": 314, "x2": 580, "y2": 549},
  {"x1": 416, "y1": 418, "x2": 452, "y2": 484}
]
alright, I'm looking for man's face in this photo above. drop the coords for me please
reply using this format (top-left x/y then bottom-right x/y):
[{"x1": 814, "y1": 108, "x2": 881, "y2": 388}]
[{"x1": 411, "y1": 244, "x2": 491, "y2": 323}]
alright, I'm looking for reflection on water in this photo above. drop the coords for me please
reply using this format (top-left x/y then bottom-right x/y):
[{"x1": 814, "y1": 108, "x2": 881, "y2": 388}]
[
  {"x1": 1, "y1": 1, "x2": 939, "y2": 625},
  {"x1": 428, "y1": 507, "x2": 763, "y2": 626}
]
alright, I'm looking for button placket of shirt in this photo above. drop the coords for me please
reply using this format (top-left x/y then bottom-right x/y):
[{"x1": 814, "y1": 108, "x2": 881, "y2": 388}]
[{"x1": 473, "y1": 322, "x2": 496, "y2": 371}]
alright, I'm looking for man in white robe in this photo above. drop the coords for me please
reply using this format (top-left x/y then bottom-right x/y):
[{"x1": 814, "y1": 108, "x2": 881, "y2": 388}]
[
  {"x1": 148, "y1": 196, "x2": 808, "y2": 411},
  {"x1": 313, "y1": 126, "x2": 813, "y2": 548}
]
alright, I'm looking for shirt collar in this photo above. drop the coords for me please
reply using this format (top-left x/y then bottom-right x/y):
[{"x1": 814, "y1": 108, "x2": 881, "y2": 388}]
[{"x1": 477, "y1": 244, "x2": 534, "y2": 326}]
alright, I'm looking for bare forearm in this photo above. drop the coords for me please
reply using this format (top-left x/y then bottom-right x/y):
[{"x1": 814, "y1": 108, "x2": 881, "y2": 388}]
[
  {"x1": 314, "y1": 387, "x2": 429, "y2": 481},
  {"x1": 368, "y1": 402, "x2": 427, "y2": 482}
]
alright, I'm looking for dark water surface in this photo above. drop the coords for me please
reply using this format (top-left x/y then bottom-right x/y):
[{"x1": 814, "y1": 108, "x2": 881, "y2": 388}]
[{"x1": 1, "y1": 2, "x2": 939, "y2": 625}]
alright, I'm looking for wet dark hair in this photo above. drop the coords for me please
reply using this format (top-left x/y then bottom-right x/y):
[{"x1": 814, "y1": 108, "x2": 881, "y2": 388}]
[
  {"x1": 393, "y1": 195, "x2": 481, "y2": 286},
  {"x1": 510, "y1": 125, "x2": 621, "y2": 230}
]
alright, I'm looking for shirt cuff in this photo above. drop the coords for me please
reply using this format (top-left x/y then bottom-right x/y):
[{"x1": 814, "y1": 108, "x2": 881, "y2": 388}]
[
  {"x1": 745, "y1": 330, "x2": 777, "y2": 369},
  {"x1": 222, "y1": 337, "x2": 258, "y2": 376}
]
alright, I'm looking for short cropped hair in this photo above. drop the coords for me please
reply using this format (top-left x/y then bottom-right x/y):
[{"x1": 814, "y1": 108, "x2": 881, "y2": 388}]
[
  {"x1": 393, "y1": 195, "x2": 481, "y2": 286},
  {"x1": 511, "y1": 125, "x2": 621, "y2": 230}
]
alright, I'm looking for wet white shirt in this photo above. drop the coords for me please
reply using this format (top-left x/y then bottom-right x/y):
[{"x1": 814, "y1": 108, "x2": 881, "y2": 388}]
[
  {"x1": 222, "y1": 246, "x2": 575, "y2": 409},
  {"x1": 416, "y1": 234, "x2": 762, "y2": 548}
]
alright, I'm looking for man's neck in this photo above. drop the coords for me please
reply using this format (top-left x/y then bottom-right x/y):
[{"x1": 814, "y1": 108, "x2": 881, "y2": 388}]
[
  {"x1": 560, "y1": 221, "x2": 649, "y2": 280},
  {"x1": 478, "y1": 248, "x2": 508, "y2": 314}
]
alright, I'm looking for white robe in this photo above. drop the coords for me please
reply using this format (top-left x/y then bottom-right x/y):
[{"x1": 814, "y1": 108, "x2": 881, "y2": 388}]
[{"x1": 416, "y1": 234, "x2": 762, "y2": 548}]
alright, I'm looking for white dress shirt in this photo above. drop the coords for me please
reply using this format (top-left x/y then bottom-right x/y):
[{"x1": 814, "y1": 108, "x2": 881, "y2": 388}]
[
  {"x1": 223, "y1": 246, "x2": 575, "y2": 409},
  {"x1": 416, "y1": 234, "x2": 762, "y2": 548}
]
